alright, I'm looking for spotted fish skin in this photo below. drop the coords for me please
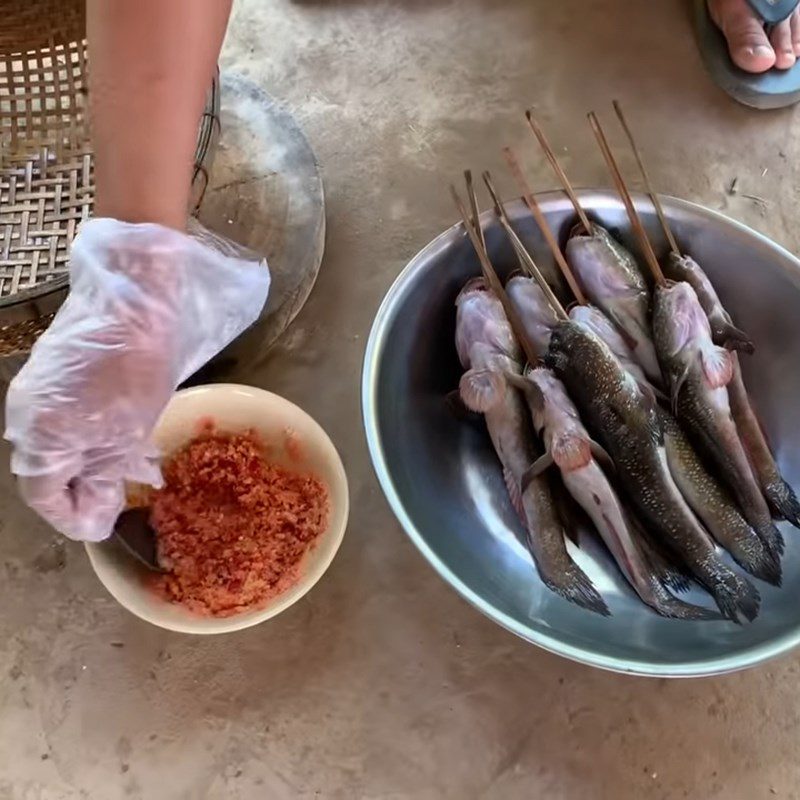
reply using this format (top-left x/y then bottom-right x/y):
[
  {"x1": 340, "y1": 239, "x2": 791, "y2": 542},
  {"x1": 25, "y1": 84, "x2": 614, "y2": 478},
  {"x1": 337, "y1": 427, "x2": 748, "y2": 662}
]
[{"x1": 547, "y1": 320, "x2": 760, "y2": 624}]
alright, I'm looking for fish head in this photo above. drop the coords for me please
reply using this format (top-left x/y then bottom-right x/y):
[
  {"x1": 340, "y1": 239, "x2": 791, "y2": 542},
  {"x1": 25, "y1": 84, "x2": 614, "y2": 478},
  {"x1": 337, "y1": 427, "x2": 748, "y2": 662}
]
[
  {"x1": 506, "y1": 275, "x2": 558, "y2": 321},
  {"x1": 455, "y1": 276, "x2": 488, "y2": 304},
  {"x1": 653, "y1": 281, "x2": 711, "y2": 361},
  {"x1": 565, "y1": 229, "x2": 647, "y2": 308},
  {"x1": 569, "y1": 304, "x2": 618, "y2": 343},
  {"x1": 455, "y1": 279, "x2": 521, "y2": 368},
  {"x1": 654, "y1": 281, "x2": 734, "y2": 397},
  {"x1": 546, "y1": 320, "x2": 607, "y2": 379},
  {"x1": 506, "y1": 274, "x2": 560, "y2": 353},
  {"x1": 547, "y1": 319, "x2": 642, "y2": 409}
]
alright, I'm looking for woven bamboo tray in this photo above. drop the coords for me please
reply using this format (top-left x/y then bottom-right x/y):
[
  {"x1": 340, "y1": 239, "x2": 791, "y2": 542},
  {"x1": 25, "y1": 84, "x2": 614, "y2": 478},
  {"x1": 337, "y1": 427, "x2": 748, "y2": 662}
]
[{"x1": 0, "y1": 0, "x2": 219, "y2": 377}]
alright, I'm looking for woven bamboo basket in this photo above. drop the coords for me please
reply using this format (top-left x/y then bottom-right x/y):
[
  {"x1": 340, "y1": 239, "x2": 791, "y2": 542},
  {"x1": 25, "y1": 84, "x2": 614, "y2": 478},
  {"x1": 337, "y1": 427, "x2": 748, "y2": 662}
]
[{"x1": 0, "y1": 0, "x2": 220, "y2": 377}]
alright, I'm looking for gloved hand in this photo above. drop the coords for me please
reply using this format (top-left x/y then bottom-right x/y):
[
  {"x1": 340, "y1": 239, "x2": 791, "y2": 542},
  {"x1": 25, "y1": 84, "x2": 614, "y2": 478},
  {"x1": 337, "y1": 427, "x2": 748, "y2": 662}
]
[{"x1": 4, "y1": 218, "x2": 270, "y2": 541}]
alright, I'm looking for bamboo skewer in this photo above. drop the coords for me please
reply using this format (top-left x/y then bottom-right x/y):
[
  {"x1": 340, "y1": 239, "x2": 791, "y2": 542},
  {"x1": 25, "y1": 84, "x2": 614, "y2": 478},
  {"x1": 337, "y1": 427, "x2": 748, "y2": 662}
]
[
  {"x1": 481, "y1": 171, "x2": 569, "y2": 322},
  {"x1": 450, "y1": 183, "x2": 541, "y2": 366},
  {"x1": 587, "y1": 111, "x2": 666, "y2": 287},
  {"x1": 612, "y1": 101, "x2": 680, "y2": 257},
  {"x1": 525, "y1": 111, "x2": 592, "y2": 234},
  {"x1": 464, "y1": 169, "x2": 487, "y2": 255},
  {"x1": 501, "y1": 146, "x2": 588, "y2": 306}
]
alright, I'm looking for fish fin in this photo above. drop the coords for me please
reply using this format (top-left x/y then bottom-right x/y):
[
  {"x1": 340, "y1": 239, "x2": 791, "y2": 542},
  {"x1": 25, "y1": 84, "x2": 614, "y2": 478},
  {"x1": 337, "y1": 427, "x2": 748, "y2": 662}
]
[
  {"x1": 589, "y1": 440, "x2": 615, "y2": 473},
  {"x1": 708, "y1": 570, "x2": 760, "y2": 625},
  {"x1": 459, "y1": 368, "x2": 505, "y2": 413},
  {"x1": 641, "y1": 574, "x2": 724, "y2": 620},
  {"x1": 736, "y1": 536, "x2": 783, "y2": 588},
  {"x1": 700, "y1": 344, "x2": 733, "y2": 389},
  {"x1": 445, "y1": 390, "x2": 482, "y2": 424},
  {"x1": 504, "y1": 371, "x2": 546, "y2": 413},
  {"x1": 633, "y1": 518, "x2": 693, "y2": 593},
  {"x1": 712, "y1": 319, "x2": 755, "y2": 356},
  {"x1": 765, "y1": 479, "x2": 800, "y2": 529},
  {"x1": 521, "y1": 454, "x2": 554, "y2": 491},
  {"x1": 535, "y1": 558, "x2": 610, "y2": 617},
  {"x1": 754, "y1": 518, "x2": 785, "y2": 559},
  {"x1": 503, "y1": 468, "x2": 525, "y2": 521},
  {"x1": 552, "y1": 433, "x2": 592, "y2": 472},
  {"x1": 670, "y1": 364, "x2": 690, "y2": 416}
]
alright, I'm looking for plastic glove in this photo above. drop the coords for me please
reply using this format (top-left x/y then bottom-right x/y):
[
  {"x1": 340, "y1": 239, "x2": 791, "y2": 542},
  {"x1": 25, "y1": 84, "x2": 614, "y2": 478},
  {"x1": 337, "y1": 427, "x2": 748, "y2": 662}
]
[{"x1": 5, "y1": 218, "x2": 270, "y2": 541}]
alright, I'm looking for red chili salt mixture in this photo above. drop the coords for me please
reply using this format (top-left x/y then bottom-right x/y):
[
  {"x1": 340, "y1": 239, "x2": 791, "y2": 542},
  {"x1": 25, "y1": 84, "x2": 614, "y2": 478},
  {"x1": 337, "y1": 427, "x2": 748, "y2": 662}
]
[{"x1": 149, "y1": 429, "x2": 329, "y2": 617}]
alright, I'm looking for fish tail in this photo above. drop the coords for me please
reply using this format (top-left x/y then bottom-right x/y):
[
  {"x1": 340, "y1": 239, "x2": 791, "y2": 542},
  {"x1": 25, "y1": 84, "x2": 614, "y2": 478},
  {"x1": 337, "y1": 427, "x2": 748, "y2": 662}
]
[
  {"x1": 713, "y1": 320, "x2": 755, "y2": 355},
  {"x1": 536, "y1": 555, "x2": 609, "y2": 616},
  {"x1": 645, "y1": 583, "x2": 723, "y2": 621},
  {"x1": 704, "y1": 567, "x2": 761, "y2": 625},
  {"x1": 752, "y1": 517, "x2": 786, "y2": 558},
  {"x1": 730, "y1": 536, "x2": 783, "y2": 587},
  {"x1": 633, "y1": 524, "x2": 692, "y2": 593},
  {"x1": 765, "y1": 478, "x2": 800, "y2": 530}
]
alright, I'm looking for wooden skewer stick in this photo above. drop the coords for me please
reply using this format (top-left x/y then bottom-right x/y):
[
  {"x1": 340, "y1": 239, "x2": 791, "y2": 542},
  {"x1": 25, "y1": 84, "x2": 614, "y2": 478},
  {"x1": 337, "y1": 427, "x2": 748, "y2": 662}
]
[
  {"x1": 464, "y1": 169, "x2": 487, "y2": 255},
  {"x1": 612, "y1": 100, "x2": 680, "y2": 257},
  {"x1": 501, "y1": 146, "x2": 588, "y2": 305},
  {"x1": 481, "y1": 171, "x2": 569, "y2": 322},
  {"x1": 450, "y1": 183, "x2": 540, "y2": 365},
  {"x1": 525, "y1": 111, "x2": 592, "y2": 234},
  {"x1": 587, "y1": 111, "x2": 666, "y2": 287}
]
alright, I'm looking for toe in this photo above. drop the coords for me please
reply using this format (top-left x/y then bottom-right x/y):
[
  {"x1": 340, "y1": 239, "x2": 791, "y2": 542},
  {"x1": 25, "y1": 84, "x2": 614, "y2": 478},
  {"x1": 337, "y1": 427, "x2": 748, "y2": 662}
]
[
  {"x1": 770, "y1": 18, "x2": 797, "y2": 70},
  {"x1": 712, "y1": 2, "x2": 776, "y2": 73},
  {"x1": 791, "y1": 10, "x2": 800, "y2": 57}
]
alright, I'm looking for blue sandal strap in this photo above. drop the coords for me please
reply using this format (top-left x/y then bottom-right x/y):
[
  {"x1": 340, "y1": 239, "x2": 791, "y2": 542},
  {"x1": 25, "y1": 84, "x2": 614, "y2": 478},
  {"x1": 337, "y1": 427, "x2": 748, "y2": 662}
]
[{"x1": 747, "y1": 0, "x2": 800, "y2": 24}]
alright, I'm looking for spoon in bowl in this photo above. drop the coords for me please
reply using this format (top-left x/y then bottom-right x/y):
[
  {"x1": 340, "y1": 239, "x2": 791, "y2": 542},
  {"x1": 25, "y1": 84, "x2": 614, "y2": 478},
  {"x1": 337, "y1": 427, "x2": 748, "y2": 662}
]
[{"x1": 112, "y1": 508, "x2": 164, "y2": 572}]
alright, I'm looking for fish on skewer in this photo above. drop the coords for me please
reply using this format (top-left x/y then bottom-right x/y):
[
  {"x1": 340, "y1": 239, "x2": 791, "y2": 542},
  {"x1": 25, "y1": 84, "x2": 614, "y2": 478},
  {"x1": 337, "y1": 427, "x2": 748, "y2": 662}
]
[
  {"x1": 520, "y1": 116, "x2": 664, "y2": 386},
  {"x1": 590, "y1": 108, "x2": 784, "y2": 560},
  {"x1": 455, "y1": 279, "x2": 608, "y2": 614},
  {"x1": 663, "y1": 253, "x2": 800, "y2": 527},
  {"x1": 611, "y1": 100, "x2": 800, "y2": 529},
  {"x1": 564, "y1": 224, "x2": 663, "y2": 386},
  {"x1": 652, "y1": 281, "x2": 785, "y2": 559},
  {"x1": 664, "y1": 254, "x2": 753, "y2": 354},
  {"x1": 495, "y1": 156, "x2": 697, "y2": 591},
  {"x1": 546, "y1": 320, "x2": 760, "y2": 623},
  {"x1": 505, "y1": 274, "x2": 559, "y2": 355},
  {"x1": 510, "y1": 365, "x2": 720, "y2": 619},
  {"x1": 568, "y1": 304, "x2": 652, "y2": 393},
  {"x1": 658, "y1": 407, "x2": 781, "y2": 585}
]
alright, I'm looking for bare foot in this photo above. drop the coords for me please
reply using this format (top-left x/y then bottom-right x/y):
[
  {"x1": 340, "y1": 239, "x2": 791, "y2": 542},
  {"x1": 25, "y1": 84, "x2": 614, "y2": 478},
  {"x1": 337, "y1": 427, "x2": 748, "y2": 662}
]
[{"x1": 709, "y1": 0, "x2": 800, "y2": 72}]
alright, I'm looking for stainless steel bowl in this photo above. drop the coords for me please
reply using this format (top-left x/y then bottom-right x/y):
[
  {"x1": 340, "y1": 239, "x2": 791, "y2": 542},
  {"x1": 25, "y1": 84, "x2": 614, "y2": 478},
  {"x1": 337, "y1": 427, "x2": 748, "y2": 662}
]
[{"x1": 362, "y1": 189, "x2": 800, "y2": 677}]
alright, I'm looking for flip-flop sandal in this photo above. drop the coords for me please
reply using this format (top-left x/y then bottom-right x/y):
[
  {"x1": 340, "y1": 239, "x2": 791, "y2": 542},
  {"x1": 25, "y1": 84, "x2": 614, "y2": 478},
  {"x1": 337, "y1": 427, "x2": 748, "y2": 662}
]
[{"x1": 694, "y1": 0, "x2": 800, "y2": 109}]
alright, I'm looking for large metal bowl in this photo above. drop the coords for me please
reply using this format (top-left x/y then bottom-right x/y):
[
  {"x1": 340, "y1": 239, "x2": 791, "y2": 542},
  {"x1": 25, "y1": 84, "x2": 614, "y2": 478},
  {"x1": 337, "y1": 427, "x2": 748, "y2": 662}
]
[{"x1": 362, "y1": 189, "x2": 800, "y2": 677}]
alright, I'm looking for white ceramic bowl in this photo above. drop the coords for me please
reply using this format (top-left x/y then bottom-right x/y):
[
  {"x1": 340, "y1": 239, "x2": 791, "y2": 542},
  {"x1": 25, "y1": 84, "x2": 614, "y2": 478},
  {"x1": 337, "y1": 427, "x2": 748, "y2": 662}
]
[{"x1": 85, "y1": 384, "x2": 349, "y2": 634}]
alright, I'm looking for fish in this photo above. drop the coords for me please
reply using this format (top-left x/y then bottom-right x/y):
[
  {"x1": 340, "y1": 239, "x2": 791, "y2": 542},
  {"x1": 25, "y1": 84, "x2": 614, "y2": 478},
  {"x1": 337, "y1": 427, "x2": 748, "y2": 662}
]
[
  {"x1": 565, "y1": 223, "x2": 662, "y2": 385},
  {"x1": 663, "y1": 252, "x2": 800, "y2": 528},
  {"x1": 546, "y1": 319, "x2": 760, "y2": 623},
  {"x1": 505, "y1": 273, "x2": 560, "y2": 355},
  {"x1": 455, "y1": 279, "x2": 608, "y2": 615},
  {"x1": 568, "y1": 303, "x2": 659, "y2": 394},
  {"x1": 663, "y1": 253, "x2": 753, "y2": 354},
  {"x1": 652, "y1": 280, "x2": 784, "y2": 559},
  {"x1": 658, "y1": 407, "x2": 781, "y2": 586},
  {"x1": 511, "y1": 365, "x2": 719, "y2": 619}
]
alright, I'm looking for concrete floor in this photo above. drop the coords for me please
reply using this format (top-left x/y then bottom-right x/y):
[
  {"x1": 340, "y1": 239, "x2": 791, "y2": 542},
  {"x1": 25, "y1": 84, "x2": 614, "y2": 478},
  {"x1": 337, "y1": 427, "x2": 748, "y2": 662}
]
[{"x1": 3, "y1": 1, "x2": 800, "y2": 798}]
